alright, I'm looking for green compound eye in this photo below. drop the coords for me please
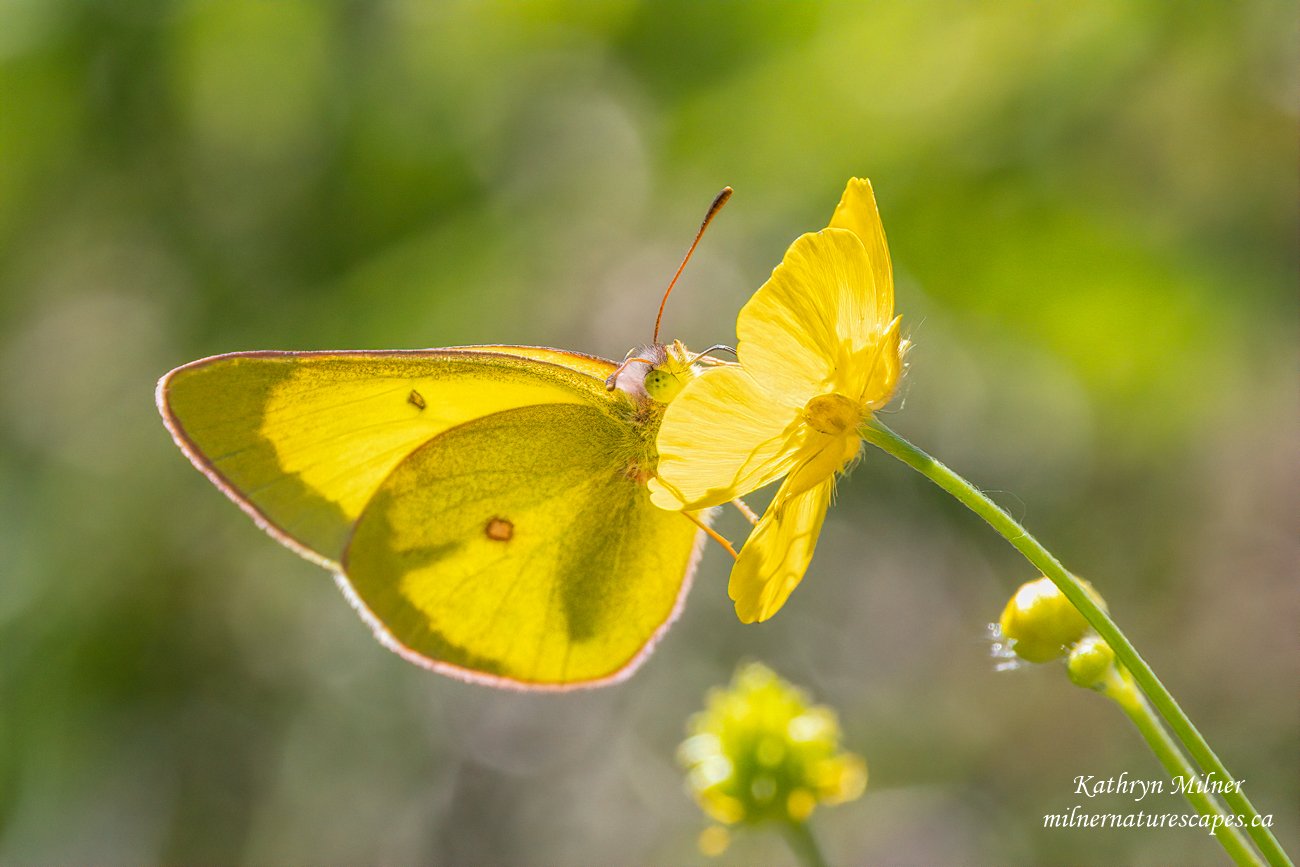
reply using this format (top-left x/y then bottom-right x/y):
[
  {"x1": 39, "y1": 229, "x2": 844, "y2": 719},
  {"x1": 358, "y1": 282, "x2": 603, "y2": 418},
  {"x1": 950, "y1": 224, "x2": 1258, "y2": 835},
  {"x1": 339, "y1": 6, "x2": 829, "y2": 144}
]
[{"x1": 644, "y1": 368, "x2": 685, "y2": 403}]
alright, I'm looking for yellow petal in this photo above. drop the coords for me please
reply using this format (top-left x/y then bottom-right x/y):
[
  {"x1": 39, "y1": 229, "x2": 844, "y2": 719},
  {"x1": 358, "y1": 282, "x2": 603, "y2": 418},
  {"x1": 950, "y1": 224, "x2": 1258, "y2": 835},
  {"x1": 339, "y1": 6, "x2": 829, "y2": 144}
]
[
  {"x1": 869, "y1": 315, "x2": 905, "y2": 408},
  {"x1": 843, "y1": 314, "x2": 905, "y2": 410},
  {"x1": 650, "y1": 365, "x2": 803, "y2": 511},
  {"x1": 735, "y1": 228, "x2": 885, "y2": 403},
  {"x1": 827, "y1": 178, "x2": 894, "y2": 329},
  {"x1": 729, "y1": 471, "x2": 835, "y2": 624},
  {"x1": 784, "y1": 433, "x2": 860, "y2": 500}
]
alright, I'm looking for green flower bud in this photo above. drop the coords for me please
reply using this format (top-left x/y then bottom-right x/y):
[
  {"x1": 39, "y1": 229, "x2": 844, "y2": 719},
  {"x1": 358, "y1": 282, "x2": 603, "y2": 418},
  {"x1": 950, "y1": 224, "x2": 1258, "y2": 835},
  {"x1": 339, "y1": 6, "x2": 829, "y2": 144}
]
[
  {"x1": 678, "y1": 662, "x2": 866, "y2": 829},
  {"x1": 1067, "y1": 634, "x2": 1117, "y2": 689},
  {"x1": 999, "y1": 576, "x2": 1107, "y2": 663}
]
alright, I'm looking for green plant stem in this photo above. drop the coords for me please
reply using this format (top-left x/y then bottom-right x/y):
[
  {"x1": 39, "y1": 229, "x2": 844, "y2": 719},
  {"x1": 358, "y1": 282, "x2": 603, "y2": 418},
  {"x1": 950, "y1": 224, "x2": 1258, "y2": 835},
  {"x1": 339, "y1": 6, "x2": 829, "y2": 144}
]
[
  {"x1": 861, "y1": 419, "x2": 1290, "y2": 867},
  {"x1": 1099, "y1": 667, "x2": 1261, "y2": 866},
  {"x1": 783, "y1": 820, "x2": 830, "y2": 867}
]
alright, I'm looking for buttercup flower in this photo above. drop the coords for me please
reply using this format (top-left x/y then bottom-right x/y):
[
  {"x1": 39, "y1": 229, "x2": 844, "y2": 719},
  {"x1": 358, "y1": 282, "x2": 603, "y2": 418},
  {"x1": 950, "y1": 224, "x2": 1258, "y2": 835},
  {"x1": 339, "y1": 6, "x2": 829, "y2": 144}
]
[
  {"x1": 678, "y1": 662, "x2": 866, "y2": 834},
  {"x1": 650, "y1": 178, "x2": 906, "y2": 622}
]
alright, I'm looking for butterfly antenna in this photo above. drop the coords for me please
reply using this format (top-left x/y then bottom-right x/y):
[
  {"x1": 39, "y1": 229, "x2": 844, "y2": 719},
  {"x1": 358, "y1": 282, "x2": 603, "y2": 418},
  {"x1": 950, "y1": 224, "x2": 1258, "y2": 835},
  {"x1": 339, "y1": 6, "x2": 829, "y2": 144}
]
[{"x1": 653, "y1": 186, "x2": 733, "y2": 345}]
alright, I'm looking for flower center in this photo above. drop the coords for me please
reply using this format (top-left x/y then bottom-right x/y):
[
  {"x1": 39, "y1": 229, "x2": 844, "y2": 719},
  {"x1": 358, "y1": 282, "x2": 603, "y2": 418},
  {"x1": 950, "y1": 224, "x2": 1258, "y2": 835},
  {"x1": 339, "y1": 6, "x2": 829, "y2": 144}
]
[{"x1": 803, "y1": 393, "x2": 861, "y2": 436}]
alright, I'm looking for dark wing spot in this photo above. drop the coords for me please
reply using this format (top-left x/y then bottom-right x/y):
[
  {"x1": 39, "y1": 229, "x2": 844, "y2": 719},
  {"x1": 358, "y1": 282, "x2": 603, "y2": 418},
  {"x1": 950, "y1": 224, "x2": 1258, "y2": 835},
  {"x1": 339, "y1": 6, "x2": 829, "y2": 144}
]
[
  {"x1": 485, "y1": 517, "x2": 514, "y2": 542},
  {"x1": 407, "y1": 389, "x2": 427, "y2": 410}
]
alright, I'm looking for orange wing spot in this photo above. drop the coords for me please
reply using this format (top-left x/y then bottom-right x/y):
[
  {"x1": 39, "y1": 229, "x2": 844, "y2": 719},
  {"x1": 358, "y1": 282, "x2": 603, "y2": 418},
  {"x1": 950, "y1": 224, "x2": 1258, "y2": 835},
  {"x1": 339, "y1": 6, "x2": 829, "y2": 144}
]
[
  {"x1": 485, "y1": 517, "x2": 514, "y2": 541},
  {"x1": 407, "y1": 389, "x2": 427, "y2": 410}
]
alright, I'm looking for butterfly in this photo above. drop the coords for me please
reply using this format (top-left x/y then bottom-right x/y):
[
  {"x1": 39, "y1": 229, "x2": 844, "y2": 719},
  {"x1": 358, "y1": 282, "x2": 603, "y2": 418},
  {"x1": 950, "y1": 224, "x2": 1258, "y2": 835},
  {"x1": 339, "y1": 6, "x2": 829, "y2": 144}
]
[{"x1": 157, "y1": 189, "x2": 733, "y2": 690}]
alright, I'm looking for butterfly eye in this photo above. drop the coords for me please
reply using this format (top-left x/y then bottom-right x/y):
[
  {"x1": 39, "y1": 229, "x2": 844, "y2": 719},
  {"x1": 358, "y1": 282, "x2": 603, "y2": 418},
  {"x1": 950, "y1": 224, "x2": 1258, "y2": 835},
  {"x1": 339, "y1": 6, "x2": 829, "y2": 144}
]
[
  {"x1": 644, "y1": 369, "x2": 673, "y2": 399},
  {"x1": 644, "y1": 367, "x2": 685, "y2": 403}
]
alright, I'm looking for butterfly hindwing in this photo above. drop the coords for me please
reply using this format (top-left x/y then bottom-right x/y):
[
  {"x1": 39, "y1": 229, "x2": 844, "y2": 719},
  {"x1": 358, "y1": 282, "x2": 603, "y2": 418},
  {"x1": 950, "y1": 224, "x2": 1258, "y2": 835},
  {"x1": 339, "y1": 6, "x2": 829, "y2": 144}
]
[{"x1": 342, "y1": 401, "x2": 703, "y2": 688}]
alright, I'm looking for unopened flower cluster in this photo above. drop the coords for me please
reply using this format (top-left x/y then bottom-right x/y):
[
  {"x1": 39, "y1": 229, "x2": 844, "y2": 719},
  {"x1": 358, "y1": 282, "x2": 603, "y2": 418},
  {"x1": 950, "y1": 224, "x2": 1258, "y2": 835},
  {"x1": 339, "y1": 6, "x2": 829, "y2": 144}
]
[{"x1": 678, "y1": 662, "x2": 865, "y2": 827}]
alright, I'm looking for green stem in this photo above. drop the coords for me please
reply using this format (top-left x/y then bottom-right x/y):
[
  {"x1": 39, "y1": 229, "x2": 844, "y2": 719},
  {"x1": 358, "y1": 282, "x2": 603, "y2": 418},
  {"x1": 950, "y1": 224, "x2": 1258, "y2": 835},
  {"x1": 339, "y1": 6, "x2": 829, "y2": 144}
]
[
  {"x1": 861, "y1": 419, "x2": 1290, "y2": 867},
  {"x1": 783, "y1": 819, "x2": 830, "y2": 867},
  {"x1": 1099, "y1": 667, "x2": 1261, "y2": 866}
]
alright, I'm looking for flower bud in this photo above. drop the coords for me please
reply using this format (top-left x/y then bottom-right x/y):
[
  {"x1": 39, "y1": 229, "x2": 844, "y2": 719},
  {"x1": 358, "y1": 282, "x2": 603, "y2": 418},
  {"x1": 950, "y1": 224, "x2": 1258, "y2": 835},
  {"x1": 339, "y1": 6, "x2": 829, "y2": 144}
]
[
  {"x1": 1067, "y1": 634, "x2": 1117, "y2": 689},
  {"x1": 678, "y1": 662, "x2": 866, "y2": 829},
  {"x1": 998, "y1": 576, "x2": 1106, "y2": 663}
]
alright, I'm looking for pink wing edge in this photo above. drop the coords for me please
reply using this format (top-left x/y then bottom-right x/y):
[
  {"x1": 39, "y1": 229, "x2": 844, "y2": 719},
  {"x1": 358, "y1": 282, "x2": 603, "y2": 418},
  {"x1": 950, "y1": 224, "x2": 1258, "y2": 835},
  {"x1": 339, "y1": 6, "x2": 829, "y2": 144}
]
[{"x1": 333, "y1": 514, "x2": 710, "y2": 693}]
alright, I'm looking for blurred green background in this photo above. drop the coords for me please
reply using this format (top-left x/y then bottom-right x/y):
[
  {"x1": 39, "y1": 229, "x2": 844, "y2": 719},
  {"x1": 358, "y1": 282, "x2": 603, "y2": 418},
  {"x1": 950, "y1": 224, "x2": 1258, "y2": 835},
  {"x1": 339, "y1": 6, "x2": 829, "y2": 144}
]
[{"x1": 1, "y1": 1, "x2": 1295, "y2": 864}]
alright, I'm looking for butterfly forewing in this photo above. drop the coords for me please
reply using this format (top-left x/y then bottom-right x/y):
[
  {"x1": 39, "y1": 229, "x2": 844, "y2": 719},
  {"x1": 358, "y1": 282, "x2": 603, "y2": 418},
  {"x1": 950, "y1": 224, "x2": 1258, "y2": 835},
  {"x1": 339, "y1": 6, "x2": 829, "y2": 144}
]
[{"x1": 158, "y1": 348, "x2": 611, "y2": 567}]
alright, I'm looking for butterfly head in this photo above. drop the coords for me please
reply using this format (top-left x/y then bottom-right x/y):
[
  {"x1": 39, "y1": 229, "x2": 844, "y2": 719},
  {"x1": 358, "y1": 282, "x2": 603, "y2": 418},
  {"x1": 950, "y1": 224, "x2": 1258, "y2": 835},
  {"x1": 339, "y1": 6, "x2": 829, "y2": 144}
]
[
  {"x1": 607, "y1": 339, "x2": 698, "y2": 405},
  {"x1": 643, "y1": 340, "x2": 699, "y2": 403}
]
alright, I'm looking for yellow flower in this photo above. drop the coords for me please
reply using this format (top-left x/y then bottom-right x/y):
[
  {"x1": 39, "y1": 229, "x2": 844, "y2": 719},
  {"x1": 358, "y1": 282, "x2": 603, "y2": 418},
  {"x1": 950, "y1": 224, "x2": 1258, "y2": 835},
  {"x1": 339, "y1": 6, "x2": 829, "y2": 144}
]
[
  {"x1": 678, "y1": 662, "x2": 866, "y2": 829},
  {"x1": 650, "y1": 178, "x2": 906, "y2": 622}
]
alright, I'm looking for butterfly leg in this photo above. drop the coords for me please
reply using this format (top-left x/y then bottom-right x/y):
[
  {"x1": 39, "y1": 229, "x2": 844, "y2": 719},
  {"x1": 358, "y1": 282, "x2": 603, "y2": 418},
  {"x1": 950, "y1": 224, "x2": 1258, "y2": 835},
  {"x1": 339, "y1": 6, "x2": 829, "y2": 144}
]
[
  {"x1": 730, "y1": 497, "x2": 759, "y2": 526},
  {"x1": 604, "y1": 356, "x2": 657, "y2": 391},
  {"x1": 681, "y1": 510, "x2": 738, "y2": 560},
  {"x1": 685, "y1": 343, "x2": 737, "y2": 365}
]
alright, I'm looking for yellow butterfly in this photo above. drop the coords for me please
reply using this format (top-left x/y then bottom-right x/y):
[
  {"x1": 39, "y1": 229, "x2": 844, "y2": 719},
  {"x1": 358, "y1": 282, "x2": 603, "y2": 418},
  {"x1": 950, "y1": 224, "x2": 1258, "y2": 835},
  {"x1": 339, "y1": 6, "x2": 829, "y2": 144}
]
[
  {"x1": 157, "y1": 191, "x2": 733, "y2": 690},
  {"x1": 650, "y1": 178, "x2": 907, "y2": 624}
]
